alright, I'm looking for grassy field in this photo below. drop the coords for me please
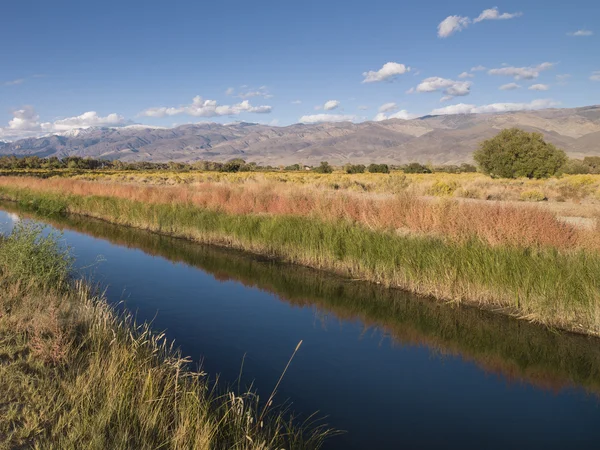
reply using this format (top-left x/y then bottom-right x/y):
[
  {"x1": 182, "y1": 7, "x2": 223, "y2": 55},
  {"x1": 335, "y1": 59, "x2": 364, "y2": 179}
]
[
  {"x1": 0, "y1": 224, "x2": 330, "y2": 449},
  {"x1": 0, "y1": 175, "x2": 599, "y2": 336}
]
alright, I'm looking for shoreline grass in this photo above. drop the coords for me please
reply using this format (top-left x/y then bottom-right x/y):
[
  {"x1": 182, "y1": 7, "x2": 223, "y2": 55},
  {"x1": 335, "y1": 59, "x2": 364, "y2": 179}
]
[
  {"x1": 0, "y1": 224, "x2": 330, "y2": 449},
  {"x1": 8, "y1": 203, "x2": 600, "y2": 396},
  {"x1": 0, "y1": 180, "x2": 599, "y2": 336},
  {"x1": 0, "y1": 176, "x2": 596, "y2": 250}
]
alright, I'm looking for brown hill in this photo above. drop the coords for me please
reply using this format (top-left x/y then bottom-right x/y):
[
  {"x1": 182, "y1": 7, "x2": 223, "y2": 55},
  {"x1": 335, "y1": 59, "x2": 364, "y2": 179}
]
[{"x1": 1, "y1": 106, "x2": 599, "y2": 165}]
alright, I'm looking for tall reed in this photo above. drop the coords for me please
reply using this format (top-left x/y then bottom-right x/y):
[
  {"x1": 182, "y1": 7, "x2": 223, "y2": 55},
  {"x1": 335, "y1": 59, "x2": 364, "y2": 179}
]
[
  {"x1": 0, "y1": 184, "x2": 599, "y2": 335},
  {"x1": 0, "y1": 176, "x2": 594, "y2": 250},
  {"x1": 0, "y1": 224, "x2": 331, "y2": 449}
]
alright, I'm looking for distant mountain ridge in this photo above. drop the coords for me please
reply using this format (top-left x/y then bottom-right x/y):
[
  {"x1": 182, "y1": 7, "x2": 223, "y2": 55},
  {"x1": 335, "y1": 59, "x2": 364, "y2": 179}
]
[{"x1": 1, "y1": 105, "x2": 599, "y2": 165}]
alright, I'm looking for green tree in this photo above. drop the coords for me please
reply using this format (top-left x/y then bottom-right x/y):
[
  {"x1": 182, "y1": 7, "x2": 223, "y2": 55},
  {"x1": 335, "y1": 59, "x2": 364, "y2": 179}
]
[
  {"x1": 345, "y1": 164, "x2": 366, "y2": 174},
  {"x1": 313, "y1": 161, "x2": 333, "y2": 174},
  {"x1": 474, "y1": 128, "x2": 566, "y2": 179},
  {"x1": 403, "y1": 163, "x2": 431, "y2": 174},
  {"x1": 221, "y1": 158, "x2": 246, "y2": 173},
  {"x1": 367, "y1": 163, "x2": 390, "y2": 174}
]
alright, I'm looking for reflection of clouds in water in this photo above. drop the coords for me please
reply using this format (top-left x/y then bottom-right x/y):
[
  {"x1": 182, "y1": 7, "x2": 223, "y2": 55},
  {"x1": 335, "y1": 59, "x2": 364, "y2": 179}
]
[{"x1": 7, "y1": 213, "x2": 20, "y2": 223}]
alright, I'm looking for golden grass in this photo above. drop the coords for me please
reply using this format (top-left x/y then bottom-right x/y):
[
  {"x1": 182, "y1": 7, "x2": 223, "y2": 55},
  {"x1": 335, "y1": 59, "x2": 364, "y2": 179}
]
[{"x1": 0, "y1": 225, "x2": 331, "y2": 449}]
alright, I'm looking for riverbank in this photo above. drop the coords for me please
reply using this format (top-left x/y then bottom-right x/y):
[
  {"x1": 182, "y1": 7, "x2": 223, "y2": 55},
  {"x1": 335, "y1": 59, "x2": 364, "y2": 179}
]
[
  {"x1": 0, "y1": 225, "x2": 329, "y2": 449},
  {"x1": 0, "y1": 178, "x2": 599, "y2": 336},
  {"x1": 7, "y1": 202, "x2": 600, "y2": 396}
]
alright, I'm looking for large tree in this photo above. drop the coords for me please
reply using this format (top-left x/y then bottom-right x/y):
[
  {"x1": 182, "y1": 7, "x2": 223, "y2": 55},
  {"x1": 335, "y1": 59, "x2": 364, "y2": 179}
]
[{"x1": 474, "y1": 128, "x2": 567, "y2": 179}]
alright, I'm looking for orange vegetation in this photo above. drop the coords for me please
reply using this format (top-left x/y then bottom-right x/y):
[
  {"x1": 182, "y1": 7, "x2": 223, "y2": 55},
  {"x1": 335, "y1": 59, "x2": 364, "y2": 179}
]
[{"x1": 0, "y1": 176, "x2": 596, "y2": 250}]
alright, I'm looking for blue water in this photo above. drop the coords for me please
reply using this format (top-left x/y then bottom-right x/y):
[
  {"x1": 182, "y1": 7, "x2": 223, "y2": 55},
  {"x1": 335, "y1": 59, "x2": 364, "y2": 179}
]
[{"x1": 1, "y1": 208, "x2": 600, "y2": 449}]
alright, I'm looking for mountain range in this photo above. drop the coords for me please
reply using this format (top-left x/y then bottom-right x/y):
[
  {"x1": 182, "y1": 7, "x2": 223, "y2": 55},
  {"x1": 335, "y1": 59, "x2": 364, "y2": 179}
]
[{"x1": 1, "y1": 105, "x2": 599, "y2": 165}]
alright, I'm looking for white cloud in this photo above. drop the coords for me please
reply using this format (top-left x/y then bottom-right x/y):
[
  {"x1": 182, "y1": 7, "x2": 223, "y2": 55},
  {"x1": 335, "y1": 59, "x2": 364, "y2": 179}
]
[
  {"x1": 323, "y1": 100, "x2": 340, "y2": 111},
  {"x1": 430, "y1": 99, "x2": 559, "y2": 115},
  {"x1": 7, "y1": 106, "x2": 40, "y2": 132},
  {"x1": 488, "y1": 62, "x2": 554, "y2": 80},
  {"x1": 590, "y1": 71, "x2": 600, "y2": 82},
  {"x1": 362, "y1": 62, "x2": 410, "y2": 83},
  {"x1": 4, "y1": 78, "x2": 25, "y2": 86},
  {"x1": 224, "y1": 86, "x2": 272, "y2": 99},
  {"x1": 458, "y1": 72, "x2": 474, "y2": 78},
  {"x1": 373, "y1": 110, "x2": 416, "y2": 121},
  {"x1": 414, "y1": 77, "x2": 472, "y2": 100},
  {"x1": 499, "y1": 83, "x2": 521, "y2": 90},
  {"x1": 473, "y1": 7, "x2": 522, "y2": 23},
  {"x1": 378, "y1": 102, "x2": 397, "y2": 113},
  {"x1": 529, "y1": 84, "x2": 550, "y2": 91},
  {"x1": 50, "y1": 111, "x2": 126, "y2": 131},
  {"x1": 567, "y1": 29, "x2": 593, "y2": 36},
  {"x1": 437, "y1": 15, "x2": 470, "y2": 38},
  {"x1": 0, "y1": 107, "x2": 127, "y2": 141},
  {"x1": 139, "y1": 96, "x2": 272, "y2": 118},
  {"x1": 291, "y1": 100, "x2": 302, "y2": 104},
  {"x1": 299, "y1": 114, "x2": 357, "y2": 124},
  {"x1": 471, "y1": 65, "x2": 487, "y2": 72},
  {"x1": 439, "y1": 8, "x2": 521, "y2": 38}
]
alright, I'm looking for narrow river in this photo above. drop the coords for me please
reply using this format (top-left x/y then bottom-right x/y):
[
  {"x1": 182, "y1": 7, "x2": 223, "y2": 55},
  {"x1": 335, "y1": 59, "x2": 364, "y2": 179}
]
[{"x1": 1, "y1": 203, "x2": 600, "y2": 449}]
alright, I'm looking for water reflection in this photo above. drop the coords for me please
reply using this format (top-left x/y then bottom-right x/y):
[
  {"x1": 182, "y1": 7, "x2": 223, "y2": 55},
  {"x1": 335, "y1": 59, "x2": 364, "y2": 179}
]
[{"x1": 1, "y1": 201, "x2": 600, "y2": 449}]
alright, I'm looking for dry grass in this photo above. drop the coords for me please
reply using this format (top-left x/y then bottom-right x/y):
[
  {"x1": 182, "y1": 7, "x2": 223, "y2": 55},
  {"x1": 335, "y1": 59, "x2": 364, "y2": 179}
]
[
  {"x1": 0, "y1": 225, "x2": 331, "y2": 449},
  {"x1": 1, "y1": 176, "x2": 597, "y2": 250}
]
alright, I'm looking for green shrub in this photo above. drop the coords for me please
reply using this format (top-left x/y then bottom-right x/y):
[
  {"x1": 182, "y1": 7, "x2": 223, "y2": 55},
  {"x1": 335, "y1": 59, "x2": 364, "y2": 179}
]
[
  {"x1": 474, "y1": 128, "x2": 567, "y2": 179},
  {"x1": 403, "y1": 163, "x2": 431, "y2": 174},
  {"x1": 0, "y1": 223, "x2": 72, "y2": 289},
  {"x1": 345, "y1": 164, "x2": 366, "y2": 174},
  {"x1": 520, "y1": 190, "x2": 547, "y2": 202},
  {"x1": 313, "y1": 161, "x2": 333, "y2": 174},
  {"x1": 562, "y1": 159, "x2": 591, "y2": 175},
  {"x1": 367, "y1": 164, "x2": 390, "y2": 174},
  {"x1": 427, "y1": 181, "x2": 459, "y2": 197}
]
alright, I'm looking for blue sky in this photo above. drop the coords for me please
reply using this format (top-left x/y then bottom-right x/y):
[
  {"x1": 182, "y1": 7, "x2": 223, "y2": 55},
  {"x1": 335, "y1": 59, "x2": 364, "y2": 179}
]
[{"x1": 1, "y1": 0, "x2": 599, "y2": 140}]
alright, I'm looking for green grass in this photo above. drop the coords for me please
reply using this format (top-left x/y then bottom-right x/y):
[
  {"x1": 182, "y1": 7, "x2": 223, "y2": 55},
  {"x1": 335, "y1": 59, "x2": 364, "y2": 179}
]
[
  {"x1": 1, "y1": 185, "x2": 600, "y2": 335},
  {"x1": 12, "y1": 203, "x2": 600, "y2": 396},
  {"x1": 14, "y1": 204, "x2": 600, "y2": 395},
  {"x1": 0, "y1": 224, "x2": 331, "y2": 449}
]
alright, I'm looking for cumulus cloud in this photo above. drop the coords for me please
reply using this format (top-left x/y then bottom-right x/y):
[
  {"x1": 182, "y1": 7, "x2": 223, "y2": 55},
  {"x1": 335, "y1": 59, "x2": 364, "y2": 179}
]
[
  {"x1": 471, "y1": 65, "x2": 486, "y2": 72},
  {"x1": 499, "y1": 82, "x2": 521, "y2": 90},
  {"x1": 567, "y1": 29, "x2": 593, "y2": 36},
  {"x1": 299, "y1": 114, "x2": 357, "y2": 124},
  {"x1": 50, "y1": 111, "x2": 127, "y2": 131},
  {"x1": 323, "y1": 100, "x2": 340, "y2": 111},
  {"x1": 378, "y1": 102, "x2": 397, "y2": 113},
  {"x1": 373, "y1": 110, "x2": 416, "y2": 121},
  {"x1": 437, "y1": 15, "x2": 470, "y2": 38},
  {"x1": 362, "y1": 62, "x2": 410, "y2": 83},
  {"x1": 458, "y1": 72, "x2": 474, "y2": 79},
  {"x1": 414, "y1": 77, "x2": 472, "y2": 100},
  {"x1": 590, "y1": 71, "x2": 600, "y2": 81},
  {"x1": 139, "y1": 96, "x2": 272, "y2": 118},
  {"x1": 473, "y1": 7, "x2": 522, "y2": 23},
  {"x1": 439, "y1": 8, "x2": 521, "y2": 38},
  {"x1": 529, "y1": 84, "x2": 550, "y2": 91},
  {"x1": 488, "y1": 62, "x2": 554, "y2": 80},
  {"x1": 430, "y1": 99, "x2": 559, "y2": 116},
  {"x1": 0, "y1": 106, "x2": 127, "y2": 141}
]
